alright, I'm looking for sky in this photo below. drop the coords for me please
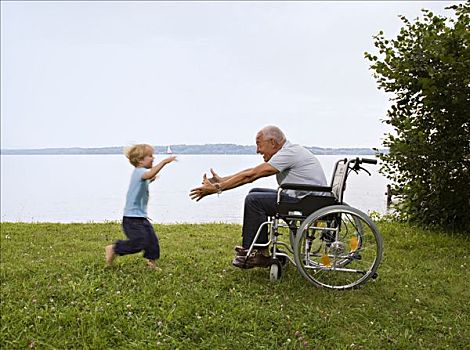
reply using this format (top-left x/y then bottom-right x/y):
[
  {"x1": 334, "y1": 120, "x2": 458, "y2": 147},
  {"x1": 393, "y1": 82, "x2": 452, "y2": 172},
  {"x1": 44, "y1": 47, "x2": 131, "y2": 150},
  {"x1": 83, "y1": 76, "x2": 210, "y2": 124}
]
[{"x1": 0, "y1": 1, "x2": 462, "y2": 149}]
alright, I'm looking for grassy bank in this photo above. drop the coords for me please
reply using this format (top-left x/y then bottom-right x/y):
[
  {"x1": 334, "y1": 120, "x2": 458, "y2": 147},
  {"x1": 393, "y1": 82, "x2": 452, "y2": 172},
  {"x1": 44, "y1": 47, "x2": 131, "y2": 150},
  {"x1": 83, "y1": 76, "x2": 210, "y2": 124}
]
[{"x1": 1, "y1": 222, "x2": 469, "y2": 349}]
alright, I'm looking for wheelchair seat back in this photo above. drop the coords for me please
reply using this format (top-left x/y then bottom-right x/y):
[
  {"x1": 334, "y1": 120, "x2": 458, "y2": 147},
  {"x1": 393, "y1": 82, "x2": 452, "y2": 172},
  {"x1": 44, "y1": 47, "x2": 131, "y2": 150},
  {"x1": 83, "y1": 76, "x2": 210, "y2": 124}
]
[
  {"x1": 330, "y1": 159, "x2": 349, "y2": 203},
  {"x1": 277, "y1": 158, "x2": 349, "y2": 219}
]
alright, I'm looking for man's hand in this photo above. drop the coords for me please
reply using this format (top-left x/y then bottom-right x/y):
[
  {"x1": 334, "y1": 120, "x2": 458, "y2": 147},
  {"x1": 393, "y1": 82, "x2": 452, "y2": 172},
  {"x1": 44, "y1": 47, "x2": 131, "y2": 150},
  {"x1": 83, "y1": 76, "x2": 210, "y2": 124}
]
[
  {"x1": 206, "y1": 168, "x2": 222, "y2": 184},
  {"x1": 190, "y1": 174, "x2": 218, "y2": 201}
]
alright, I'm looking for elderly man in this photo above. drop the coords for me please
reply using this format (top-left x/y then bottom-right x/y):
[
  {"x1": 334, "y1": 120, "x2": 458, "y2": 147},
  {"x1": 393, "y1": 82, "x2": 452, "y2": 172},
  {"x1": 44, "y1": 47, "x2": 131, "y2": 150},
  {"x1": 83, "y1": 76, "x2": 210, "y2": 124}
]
[{"x1": 190, "y1": 125, "x2": 328, "y2": 268}]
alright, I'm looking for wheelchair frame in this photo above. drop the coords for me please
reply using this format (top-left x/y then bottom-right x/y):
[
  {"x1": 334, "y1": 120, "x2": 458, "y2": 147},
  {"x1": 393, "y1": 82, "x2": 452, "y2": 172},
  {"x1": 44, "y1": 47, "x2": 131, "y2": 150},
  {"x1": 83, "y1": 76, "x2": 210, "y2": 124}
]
[{"x1": 244, "y1": 157, "x2": 383, "y2": 290}]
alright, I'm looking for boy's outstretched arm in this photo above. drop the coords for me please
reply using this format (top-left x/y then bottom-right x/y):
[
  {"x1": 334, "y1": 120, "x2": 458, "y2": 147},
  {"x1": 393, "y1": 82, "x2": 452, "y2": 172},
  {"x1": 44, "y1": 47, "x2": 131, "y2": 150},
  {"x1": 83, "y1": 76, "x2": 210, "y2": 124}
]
[{"x1": 142, "y1": 156, "x2": 177, "y2": 180}]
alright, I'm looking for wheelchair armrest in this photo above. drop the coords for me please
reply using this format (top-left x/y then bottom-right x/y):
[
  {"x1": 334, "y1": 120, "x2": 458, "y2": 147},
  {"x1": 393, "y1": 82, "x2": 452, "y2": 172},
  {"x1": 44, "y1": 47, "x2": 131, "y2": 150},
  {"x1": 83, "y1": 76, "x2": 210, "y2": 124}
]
[{"x1": 279, "y1": 183, "x2": 332, "y2": 192}]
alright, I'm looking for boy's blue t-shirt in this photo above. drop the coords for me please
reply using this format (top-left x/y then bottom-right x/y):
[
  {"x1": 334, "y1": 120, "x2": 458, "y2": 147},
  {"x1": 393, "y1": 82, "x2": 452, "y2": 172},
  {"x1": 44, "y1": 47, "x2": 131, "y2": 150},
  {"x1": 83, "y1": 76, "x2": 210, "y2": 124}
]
[{"x1": 123, "y1": 167, "x2": 150, "y2": 217}]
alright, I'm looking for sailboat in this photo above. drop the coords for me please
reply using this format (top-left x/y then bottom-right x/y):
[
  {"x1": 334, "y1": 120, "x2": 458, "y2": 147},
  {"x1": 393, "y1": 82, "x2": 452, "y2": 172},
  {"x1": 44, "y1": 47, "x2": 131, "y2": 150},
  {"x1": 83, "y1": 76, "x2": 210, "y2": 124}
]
[{"x1": 166, "y1": 146, "x2": 173, "y2": 154}]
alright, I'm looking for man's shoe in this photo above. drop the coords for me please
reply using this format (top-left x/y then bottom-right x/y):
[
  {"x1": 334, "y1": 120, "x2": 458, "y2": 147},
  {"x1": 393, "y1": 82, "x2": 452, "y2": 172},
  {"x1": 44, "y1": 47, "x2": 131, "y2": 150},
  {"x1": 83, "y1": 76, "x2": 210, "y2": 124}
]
[
  {"x1": 234, "y1": 245, "x2": 249, "y2": 256},
  {"x1": 232, "y1": 255, "x2": 254, "y2": 269},
  {"x1": 232, "y1": 252, "x2": 272, "y2": 269},
  {"x1": 247, "y1": 252, "x2": 272, "y2": 268}
]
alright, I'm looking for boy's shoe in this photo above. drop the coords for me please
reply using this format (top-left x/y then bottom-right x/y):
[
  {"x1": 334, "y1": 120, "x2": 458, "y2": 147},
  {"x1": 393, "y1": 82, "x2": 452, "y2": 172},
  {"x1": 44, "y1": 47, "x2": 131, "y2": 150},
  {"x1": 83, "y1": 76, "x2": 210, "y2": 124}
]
[
  {"x1": 105, "y1": 245, "x2": 115, "y2": 266},
  {"x1": 232, "y1": 252, "x2": 272, "y2": 269}
]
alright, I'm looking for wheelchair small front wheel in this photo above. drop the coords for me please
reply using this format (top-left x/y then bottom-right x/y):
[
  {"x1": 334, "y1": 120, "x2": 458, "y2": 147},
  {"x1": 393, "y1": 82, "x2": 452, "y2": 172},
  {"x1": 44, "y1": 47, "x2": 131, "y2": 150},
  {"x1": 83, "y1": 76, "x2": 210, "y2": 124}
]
[
  {"x1": 293, "y1": 205, "x2": 383, "y2": 290},
  {"x1": 271, "y1": 247, "x2": 289, "y2": 267},
  {"x1": 269, "y1": 260, "x2": 283, "y2": 282}
]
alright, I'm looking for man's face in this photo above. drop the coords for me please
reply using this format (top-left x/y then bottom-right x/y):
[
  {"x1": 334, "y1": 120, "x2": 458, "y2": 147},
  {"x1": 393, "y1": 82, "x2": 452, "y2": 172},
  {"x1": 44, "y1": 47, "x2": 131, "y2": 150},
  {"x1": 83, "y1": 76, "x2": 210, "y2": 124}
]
[{"x1": 256, "y1": 132, "x2": 277, "y2": 162}]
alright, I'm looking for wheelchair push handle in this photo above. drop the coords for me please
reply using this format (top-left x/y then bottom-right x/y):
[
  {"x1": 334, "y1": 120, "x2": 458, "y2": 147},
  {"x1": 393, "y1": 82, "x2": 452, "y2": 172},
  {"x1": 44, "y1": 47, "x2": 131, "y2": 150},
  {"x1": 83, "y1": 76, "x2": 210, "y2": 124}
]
[
  {"x1": 360, "y1": 158, "x2": 377, "y2": 165},
  {"x1": 349, "y1": 157, "x2": 377, "y2": 176},
  {"x1": 350, "y1": 157, "x2": 377, "y2": 167}
]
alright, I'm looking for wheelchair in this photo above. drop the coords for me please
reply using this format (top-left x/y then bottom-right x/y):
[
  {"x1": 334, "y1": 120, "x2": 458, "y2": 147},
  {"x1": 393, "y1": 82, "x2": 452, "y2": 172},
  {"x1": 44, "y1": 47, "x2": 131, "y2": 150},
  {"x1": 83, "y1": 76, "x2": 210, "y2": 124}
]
[{"x1": 245, "y1": 157, "x2": 383, "y2": 290}]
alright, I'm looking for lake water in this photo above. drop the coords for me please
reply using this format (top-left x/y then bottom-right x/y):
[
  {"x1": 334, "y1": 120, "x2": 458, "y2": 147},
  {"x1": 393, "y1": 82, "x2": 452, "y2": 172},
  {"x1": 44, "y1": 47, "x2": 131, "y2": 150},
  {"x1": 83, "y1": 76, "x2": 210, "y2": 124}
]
[{"x1": 1, "y1": 154, "x2": 389, "y2": 223}]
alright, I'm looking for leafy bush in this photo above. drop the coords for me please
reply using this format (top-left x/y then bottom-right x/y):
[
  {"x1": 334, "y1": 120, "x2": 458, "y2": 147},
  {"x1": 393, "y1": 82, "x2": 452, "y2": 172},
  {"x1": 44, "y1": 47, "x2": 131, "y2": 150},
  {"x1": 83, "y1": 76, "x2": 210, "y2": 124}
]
[{"x1": 365, "y1": 3, "x2": 470, "y2": 231}]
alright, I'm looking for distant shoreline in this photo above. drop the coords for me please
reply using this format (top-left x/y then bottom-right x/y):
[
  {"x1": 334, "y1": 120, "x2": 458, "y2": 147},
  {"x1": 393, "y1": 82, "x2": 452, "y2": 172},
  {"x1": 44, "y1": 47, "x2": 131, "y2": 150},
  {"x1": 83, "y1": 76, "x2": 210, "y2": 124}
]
[{"x1": 0, "y1": 144, "x2": 386, "y2": 156}]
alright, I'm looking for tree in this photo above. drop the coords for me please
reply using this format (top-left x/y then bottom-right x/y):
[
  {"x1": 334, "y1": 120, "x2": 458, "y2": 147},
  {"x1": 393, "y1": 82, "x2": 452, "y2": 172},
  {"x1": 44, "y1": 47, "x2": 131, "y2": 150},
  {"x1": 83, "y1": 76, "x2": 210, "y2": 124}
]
[{"x1": 365, "y1": 3, "x2": 470, "y2": 231}]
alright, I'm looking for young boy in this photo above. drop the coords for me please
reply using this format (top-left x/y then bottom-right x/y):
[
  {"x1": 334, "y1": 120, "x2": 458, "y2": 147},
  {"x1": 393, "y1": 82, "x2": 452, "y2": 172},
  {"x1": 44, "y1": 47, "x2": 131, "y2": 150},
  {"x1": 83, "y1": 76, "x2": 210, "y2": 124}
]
[{"x1": 105, "y1": 144, "x2": 176, "y2": 269}]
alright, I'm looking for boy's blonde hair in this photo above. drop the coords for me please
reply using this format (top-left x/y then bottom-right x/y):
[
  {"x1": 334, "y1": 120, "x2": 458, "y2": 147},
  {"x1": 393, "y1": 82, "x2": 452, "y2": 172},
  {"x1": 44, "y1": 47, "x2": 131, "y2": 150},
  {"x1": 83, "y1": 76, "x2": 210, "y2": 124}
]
[{"x1": 124, "y1": 144, "x2": 154, "y2": 167}]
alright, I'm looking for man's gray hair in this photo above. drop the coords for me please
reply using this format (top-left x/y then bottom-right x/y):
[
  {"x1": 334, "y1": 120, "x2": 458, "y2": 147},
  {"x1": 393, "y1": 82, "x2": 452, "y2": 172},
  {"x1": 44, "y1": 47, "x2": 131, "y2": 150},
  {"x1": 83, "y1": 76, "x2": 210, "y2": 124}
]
[{"x1": 260, "y1": 125, "x2": 286, "y2": 144}]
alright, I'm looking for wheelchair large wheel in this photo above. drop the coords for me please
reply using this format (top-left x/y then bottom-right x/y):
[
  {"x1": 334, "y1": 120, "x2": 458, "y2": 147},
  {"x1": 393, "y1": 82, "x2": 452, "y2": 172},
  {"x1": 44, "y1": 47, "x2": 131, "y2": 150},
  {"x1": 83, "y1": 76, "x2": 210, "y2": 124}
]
[{"x1": 293, "y1": 205, "x2": 383, "y2": 290}]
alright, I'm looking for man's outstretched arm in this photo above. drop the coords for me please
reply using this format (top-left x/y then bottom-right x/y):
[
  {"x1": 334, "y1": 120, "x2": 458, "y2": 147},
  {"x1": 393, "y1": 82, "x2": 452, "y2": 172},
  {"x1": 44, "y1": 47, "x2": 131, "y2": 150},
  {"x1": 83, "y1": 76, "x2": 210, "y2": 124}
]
[{"x1": 190, "y1": 163, "x2": 278, "y2": 201}]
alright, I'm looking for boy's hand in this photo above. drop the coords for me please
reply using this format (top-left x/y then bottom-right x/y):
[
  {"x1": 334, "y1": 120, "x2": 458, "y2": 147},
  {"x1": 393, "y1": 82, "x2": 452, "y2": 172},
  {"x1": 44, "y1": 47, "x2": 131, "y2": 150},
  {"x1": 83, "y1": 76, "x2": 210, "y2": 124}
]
[
  {"x1": 142, "y1": 155, "x2": 177, "y2": 180},
  {"x1": 165, "y1": 155, "x2": 177, "y2": 164}
]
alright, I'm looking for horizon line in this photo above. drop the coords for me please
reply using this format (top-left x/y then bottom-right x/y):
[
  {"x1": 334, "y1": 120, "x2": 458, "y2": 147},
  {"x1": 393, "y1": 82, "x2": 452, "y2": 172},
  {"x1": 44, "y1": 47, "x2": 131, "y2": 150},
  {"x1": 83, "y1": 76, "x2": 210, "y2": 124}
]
[{"x1": 0, "y1": 144, "x2": 384, "y2": 151}]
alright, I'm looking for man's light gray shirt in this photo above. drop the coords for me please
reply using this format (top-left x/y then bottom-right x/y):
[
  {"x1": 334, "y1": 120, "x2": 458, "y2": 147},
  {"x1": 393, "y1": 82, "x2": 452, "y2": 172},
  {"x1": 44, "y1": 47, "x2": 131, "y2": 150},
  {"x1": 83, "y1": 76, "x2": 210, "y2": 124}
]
[{"x1": 268, "y1": 140, "x2": 328, "y2": 195}]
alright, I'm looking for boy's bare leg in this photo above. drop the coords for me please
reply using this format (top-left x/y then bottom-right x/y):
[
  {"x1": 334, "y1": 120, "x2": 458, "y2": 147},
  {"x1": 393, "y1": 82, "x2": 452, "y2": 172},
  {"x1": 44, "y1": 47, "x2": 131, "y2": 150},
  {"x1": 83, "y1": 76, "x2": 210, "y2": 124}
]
[{"x1": 105, "y1": 245, "x2": 115, "y2": 266}]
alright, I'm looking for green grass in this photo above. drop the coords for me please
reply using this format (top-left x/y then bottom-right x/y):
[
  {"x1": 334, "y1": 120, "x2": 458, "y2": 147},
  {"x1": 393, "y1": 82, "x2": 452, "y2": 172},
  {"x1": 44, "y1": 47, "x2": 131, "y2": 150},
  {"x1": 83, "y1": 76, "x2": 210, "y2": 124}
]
[{"x1": 1, "y1": 222, "x2": 469, "y2": 349}]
